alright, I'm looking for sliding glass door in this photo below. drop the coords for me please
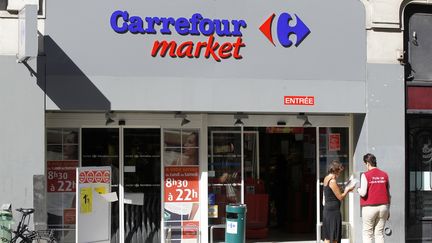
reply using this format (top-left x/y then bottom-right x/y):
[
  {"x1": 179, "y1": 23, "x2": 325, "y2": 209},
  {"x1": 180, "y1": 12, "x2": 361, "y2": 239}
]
[{"x1": 81, "y1": 128, "x2": 161, "y2": 243}]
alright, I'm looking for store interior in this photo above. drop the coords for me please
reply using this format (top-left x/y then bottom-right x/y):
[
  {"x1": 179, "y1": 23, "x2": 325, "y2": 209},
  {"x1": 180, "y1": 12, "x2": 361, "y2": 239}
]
[{"x1": 208, "y1": 127, "x2": 317, "y2": 242}]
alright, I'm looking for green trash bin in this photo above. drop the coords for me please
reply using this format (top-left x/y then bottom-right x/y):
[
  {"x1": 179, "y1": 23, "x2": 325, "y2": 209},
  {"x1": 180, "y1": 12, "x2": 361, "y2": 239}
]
[
  {"x1": 225, "y1": 204, "x2": 247, "y2": 243},
  {"x1": 0, "y1": 210, "x2": 12, "y2": 243}
]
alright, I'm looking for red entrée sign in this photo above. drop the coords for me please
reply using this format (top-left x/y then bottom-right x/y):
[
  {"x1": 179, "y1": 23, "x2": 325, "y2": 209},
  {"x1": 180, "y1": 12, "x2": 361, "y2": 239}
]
[{"x1": 284, "y1": 96, "x2": 315, "y2": 106}]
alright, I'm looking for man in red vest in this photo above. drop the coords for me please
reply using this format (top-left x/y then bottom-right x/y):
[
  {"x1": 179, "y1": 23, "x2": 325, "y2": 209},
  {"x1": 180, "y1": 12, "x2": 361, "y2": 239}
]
[{"x1": 357, "y1": 153, "x2": 391, "y2": 243}]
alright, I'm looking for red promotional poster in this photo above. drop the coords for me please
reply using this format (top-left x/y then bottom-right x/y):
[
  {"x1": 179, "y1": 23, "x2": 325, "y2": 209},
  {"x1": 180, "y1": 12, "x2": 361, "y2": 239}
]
[
  {"x1": 47, "y1": 161, "x2": 78, "y2": 192},
  {"x1": 182, "y1": 221, "x2": 199, "y2": 239},
  {"x1": 63, "y1": 208, "x2": 76, "y2": 225},
  {"x1": 329, "y1": 133, "x2": 341, "y2": 151},
  {"x1": 164, "y1": 166, "x2": 199, "y2": 203}
]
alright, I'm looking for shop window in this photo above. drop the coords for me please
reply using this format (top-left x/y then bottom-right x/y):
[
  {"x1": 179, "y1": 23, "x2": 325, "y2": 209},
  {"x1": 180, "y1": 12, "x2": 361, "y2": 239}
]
[
  {"x1": 163, "y1": 128, "x2": 200, "y2": 242},
  {"x1": 406, "y1": 116, "x2": 432, "y2": 241},
  {"x1": 46, "y1": 128, "x2": 79, "y2": 243}
]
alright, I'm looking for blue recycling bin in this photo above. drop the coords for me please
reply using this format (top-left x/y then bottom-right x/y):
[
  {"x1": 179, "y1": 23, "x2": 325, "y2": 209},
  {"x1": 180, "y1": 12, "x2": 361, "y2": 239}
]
[{"x1": 225, "y1": 204, "x2": 246, "y2": 243}]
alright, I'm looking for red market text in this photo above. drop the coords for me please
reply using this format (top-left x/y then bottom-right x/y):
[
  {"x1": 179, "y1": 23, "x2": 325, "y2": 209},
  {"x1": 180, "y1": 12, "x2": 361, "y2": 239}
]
[{"x1": 110, "y1": 11, "x2": 247, "y2": 61}]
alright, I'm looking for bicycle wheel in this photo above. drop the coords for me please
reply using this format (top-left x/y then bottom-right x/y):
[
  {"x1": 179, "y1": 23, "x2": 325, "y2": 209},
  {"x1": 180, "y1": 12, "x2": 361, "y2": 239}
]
[
  {"x1": 31, "y1": 236, "x2": 57, "y2": 243},
  {"x1": 28, "y1": 230, "x2": 57, "y2": 243},
  {"x1": 18, "y1": 238, "x2": 32, "y2": 243}
]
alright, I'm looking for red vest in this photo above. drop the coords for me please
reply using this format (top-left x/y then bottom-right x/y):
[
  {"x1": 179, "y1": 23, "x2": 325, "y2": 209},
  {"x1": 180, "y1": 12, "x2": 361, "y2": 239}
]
[{"x1": 360, "y1": 168, "x2": 390, "y2": 206}]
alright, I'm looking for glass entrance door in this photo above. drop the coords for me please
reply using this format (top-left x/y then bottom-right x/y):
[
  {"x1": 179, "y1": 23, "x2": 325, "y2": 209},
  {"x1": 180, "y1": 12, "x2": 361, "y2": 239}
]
[
  {"x1": 81, "y1": 127, "x2": 162, "y2": 243},
  {"x1": 207, "y1": 126, "x2": 318, "y2": 242},
  {"x1": 317, "y1": 127, "x2": 351, "y2": 242},
  {"x1": 82, "y1": 128, "x2": 120, "y2": 243},
  {"x1": 207, "y1": 127, "x2": 243, "y2": 241},
  {"x1": 123, "y1": 128, "x2": 161, "y2": 242}
]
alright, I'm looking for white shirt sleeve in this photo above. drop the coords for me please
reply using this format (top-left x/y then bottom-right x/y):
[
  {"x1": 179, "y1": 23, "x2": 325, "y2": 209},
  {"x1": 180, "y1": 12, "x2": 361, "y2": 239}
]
[{"x1": 357, "y1": 173, "x2": 368, "y2": 197}]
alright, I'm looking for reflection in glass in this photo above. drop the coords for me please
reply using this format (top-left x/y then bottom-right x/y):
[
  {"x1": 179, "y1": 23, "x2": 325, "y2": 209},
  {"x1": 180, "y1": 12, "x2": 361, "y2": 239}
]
[
  {"x1": 123, "y1": 128, "x2": 161, "y2": 243},
  {"x1": 46, "y1": 128, "x2": 79, "y2": 243},
  {"x1": 164, "y1": 129, "x2": 199, "y2": 166},
  {"x1": 47, "y1": 145, "x2": 62, "y2": 160},
  {"x1": 208, "y1": 127, "x2": 242, "y2": 236},
  {"x1": 407, "y1": 116, "x2": 432, "y2": 241},
  {"x1": 319, "y1": 127, "x2": 350, "y2": 238}
]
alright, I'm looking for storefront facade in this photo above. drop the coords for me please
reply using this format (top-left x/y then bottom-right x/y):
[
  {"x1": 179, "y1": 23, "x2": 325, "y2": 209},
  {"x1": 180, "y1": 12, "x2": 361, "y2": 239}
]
[{"x1": 0, "y1": 0, "x2": 408, "y2": 242}]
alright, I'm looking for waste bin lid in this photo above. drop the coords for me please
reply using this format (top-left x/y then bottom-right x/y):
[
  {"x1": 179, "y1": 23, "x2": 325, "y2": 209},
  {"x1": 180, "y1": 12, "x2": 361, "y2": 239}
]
[
  {"x1": 226, "y1": 204, "x2": 246, "y2": 214},
  {"x1": 0, "y1": 211, "x2": 12, "y2": 218}
]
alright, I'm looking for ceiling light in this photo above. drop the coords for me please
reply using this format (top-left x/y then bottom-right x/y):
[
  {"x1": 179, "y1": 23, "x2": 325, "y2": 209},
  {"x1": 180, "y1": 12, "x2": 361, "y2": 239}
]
[
  {"x1": 303, "y1": 117, "x2": 312, "y2": 127},
  {"x1": 297, "y1": 112, "x2": 312, "y2": 127},
  {"x1": 105, "y1": 111, "x2": 115, "y2": 126},
  {"x1": 234, "y1": 118, "x2": 244, "y2": 126},
  {"x1": 175, "y1": 112, "x2": 190, "y2": 126},
  {"x1": 234, "y1": 113, "x2": 248, "y2": 126}
]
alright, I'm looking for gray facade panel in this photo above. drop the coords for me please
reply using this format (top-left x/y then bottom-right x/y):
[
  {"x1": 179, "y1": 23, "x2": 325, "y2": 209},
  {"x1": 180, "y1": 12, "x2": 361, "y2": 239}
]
[
  {"x1": 44, "y1": 0, "x2": 366, "y2": 112},
  {"x1": 353, "y1": 63, "x2": 405, "y2": 243},
  {"x1": 0, "y1": 56, "x2": 45, "y2": 223},
  {"x1": 45, "y1": 76, "x2": 366, "y2": 113}
]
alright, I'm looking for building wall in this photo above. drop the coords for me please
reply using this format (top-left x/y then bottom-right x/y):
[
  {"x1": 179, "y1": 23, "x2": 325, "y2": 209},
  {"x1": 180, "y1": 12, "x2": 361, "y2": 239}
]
[
  {"x1": 0, "y1": 56, "x2": 45, "y2": 225},
  {"x1": 353, "y1": 64, "x2": 405, "y2": 242}
]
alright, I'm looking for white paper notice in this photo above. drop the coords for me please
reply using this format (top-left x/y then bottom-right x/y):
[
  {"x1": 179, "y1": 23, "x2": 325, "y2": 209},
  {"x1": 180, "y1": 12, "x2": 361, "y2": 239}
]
[
  {"x1": 345, "y1": 174, "x2": 359, "y2": 189},
  {"x1": 99, "y1": 192, "x2": 118, "y2": 202}
]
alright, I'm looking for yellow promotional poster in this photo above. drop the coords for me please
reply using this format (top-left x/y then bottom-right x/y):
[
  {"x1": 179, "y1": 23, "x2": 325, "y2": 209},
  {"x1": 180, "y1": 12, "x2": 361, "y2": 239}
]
[
  {"x1": 80, "y1": 187, "x2": 92, "y2": 214},
  {"x1": 94, "y1": 186, "x2": 106, "y2": 195}
]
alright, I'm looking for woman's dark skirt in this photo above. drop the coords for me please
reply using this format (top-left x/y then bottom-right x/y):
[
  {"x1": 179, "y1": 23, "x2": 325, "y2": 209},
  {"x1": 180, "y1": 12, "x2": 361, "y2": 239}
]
[{"x1": 322, "y1": 208, "x2": 342, "y2": 243}]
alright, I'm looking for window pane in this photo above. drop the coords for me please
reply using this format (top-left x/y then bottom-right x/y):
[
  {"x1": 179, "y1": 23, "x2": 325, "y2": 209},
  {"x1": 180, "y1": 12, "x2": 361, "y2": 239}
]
[
  {"x1": 208, "y1": 127, "x2": 242, "y2": 234},
  {"x1": 46, "y1": 128, "x2": 79, "y2": 243}
]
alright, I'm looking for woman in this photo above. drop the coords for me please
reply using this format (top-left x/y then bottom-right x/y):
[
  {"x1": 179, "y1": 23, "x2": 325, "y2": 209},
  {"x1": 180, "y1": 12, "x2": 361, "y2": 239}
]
[{"x1": 322, "y1": 160, "x2": 354, "y2": 243}]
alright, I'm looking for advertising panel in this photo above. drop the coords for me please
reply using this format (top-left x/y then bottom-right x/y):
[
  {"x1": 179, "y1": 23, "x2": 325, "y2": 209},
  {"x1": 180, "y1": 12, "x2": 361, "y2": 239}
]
[
  {"x1": 76, "y1": 167, "x2": 112, "y2": 243},
  {"x1": 164, "y1": 166, "x2": 200, "y2": 242},
  {"x1": 163, "y1": 129, "x2": 200, "y2": 242}
]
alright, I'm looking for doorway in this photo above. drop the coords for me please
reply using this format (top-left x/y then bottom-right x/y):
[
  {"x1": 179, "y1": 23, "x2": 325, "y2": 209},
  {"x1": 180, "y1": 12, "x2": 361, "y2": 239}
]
[
  {"x1": 81, "y1": 128, "x2": 162, "y2": 243},
  {"x1": 207, "y1": 125, "x2": 351, "y2": 243},
  {"x1": 406, "y1": 116, "x2": 432, "y2": 241},
  {"x1": 257, "y1": 127, "x2": 316, "y2": 241},
  {"x1": 207, "y1": 127, "x2": 317, "y2": 242}
]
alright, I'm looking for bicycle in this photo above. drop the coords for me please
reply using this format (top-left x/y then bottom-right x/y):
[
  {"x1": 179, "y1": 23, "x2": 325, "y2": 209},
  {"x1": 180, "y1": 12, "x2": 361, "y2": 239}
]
[{"x1": 10, "y1": 208, "x2": 57, "y2": 243}]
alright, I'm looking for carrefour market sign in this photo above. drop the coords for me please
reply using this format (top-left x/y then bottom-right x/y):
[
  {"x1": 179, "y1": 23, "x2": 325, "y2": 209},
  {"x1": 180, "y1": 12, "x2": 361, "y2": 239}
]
[
  {"x1": 110, "y1": 11, "x2": 247, "y2": 62},
  {"x1": 110, "y1": 10, "x2": 310, "y2": 62}
]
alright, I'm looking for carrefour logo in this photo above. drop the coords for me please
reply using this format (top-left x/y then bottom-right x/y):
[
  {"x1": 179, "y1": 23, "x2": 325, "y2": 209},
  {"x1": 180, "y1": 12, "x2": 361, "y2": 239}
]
[
  {"x1": 259, "y1": 13, "x2": 310, "y2": 47},
  {"x1": 110, "y1": 10, "x2": 310, "y2": 62}
]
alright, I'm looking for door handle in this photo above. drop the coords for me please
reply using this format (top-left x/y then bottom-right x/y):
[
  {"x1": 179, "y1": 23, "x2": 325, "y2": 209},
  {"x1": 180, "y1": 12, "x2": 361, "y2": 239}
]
[{"x1": 412, "y1": 31, "x2": 418, "y2": 46}]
